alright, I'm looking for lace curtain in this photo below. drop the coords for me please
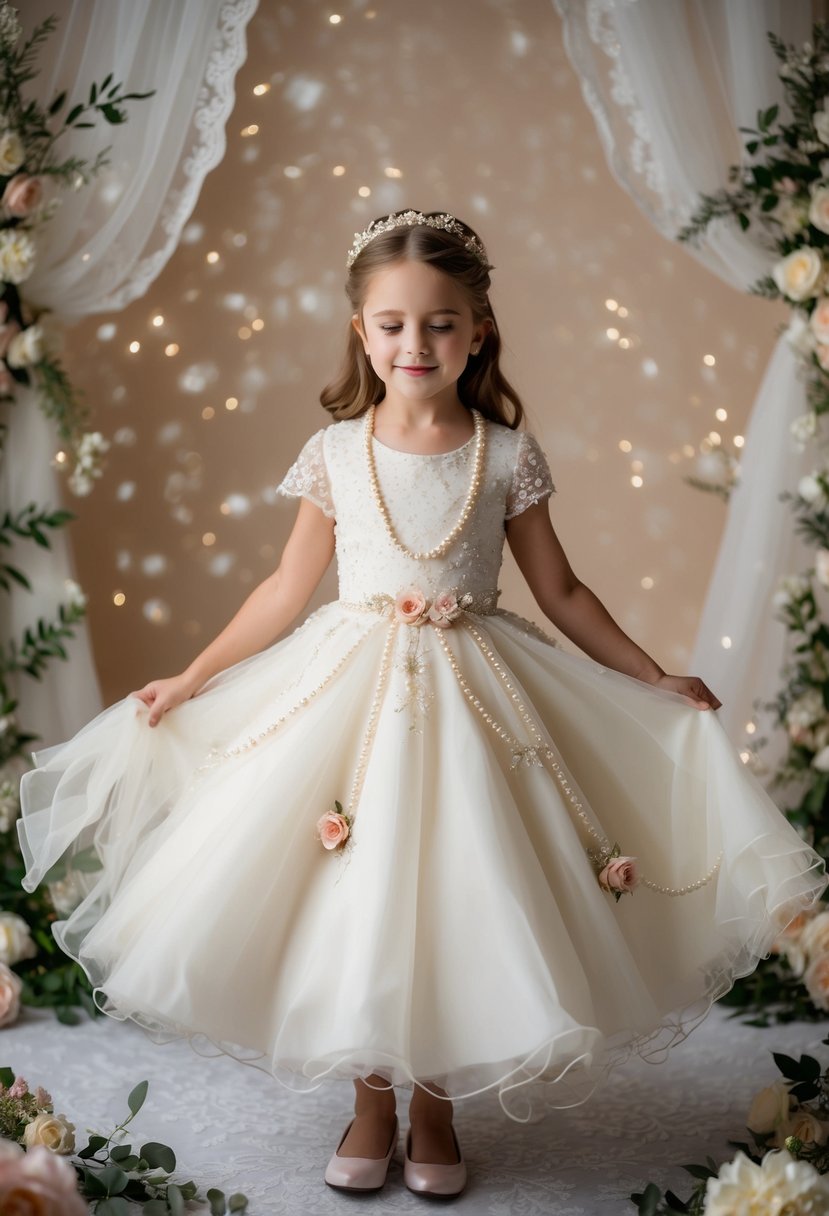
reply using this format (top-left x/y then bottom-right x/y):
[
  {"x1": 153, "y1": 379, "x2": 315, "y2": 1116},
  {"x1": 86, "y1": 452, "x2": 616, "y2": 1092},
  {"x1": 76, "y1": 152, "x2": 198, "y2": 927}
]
[
  {"x1": 554, "y1": 0, "x2": 826, "y2": 764},
  {"x1": 0, "y1": 0, "x2": 258, "y2": 748}
]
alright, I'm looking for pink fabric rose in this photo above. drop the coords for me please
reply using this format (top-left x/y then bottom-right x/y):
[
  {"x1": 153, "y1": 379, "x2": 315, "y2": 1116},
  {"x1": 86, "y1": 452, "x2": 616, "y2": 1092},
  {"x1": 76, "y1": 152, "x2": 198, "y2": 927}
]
[
  {"x1": 394, "y1": 588, "x2": 428, "y2": 625},
  {"x1": 316, "y1": 810, "x2": 351, "y2": 850},
  {"x1": 2, "y1": 173, "x2": 44, "y2": 218},
  {"x1": 427, "y1": 591, "x2": 461, "y2": 628},
  {"x1": 0, "y1": 1139, "x2": 88, "y2": 1215},
  {"x1": 598, "y1": 856, "x2": 639, "y2": 895},
  {"x1": 0, "y1": 960, "x2": 22, "y2": 1027}
]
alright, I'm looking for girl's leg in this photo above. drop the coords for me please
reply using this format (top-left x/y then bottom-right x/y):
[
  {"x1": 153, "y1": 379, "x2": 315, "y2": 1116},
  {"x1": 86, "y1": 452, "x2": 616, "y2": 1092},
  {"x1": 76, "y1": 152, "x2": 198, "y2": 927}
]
[
  {"x1": 408, "y1": 1080, "x2": 461, "y2": 1165},
  {"x1": 336, "y1": 1073, "x2": 398, "y2": 1159}
]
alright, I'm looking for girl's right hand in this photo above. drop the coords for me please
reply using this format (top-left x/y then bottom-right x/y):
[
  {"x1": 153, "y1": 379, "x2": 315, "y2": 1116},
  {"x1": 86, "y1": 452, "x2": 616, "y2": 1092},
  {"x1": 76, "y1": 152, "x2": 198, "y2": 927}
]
[{"x1": 130, "y1": 672, "x2": 201, "y2": 727}]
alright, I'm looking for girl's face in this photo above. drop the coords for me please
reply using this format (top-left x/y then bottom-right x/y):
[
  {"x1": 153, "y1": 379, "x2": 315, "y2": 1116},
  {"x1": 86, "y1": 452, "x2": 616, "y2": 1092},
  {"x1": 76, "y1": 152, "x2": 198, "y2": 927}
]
[{"x1": 351, "y1": 259, "x2": 491, "y2": 410}]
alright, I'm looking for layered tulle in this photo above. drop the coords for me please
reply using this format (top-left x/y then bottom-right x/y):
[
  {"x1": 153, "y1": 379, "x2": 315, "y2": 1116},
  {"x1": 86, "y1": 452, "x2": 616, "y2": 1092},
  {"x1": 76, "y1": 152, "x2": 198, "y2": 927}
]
[{"x1": 17, "y1": 602, "x2": 827, "y2": 1120}]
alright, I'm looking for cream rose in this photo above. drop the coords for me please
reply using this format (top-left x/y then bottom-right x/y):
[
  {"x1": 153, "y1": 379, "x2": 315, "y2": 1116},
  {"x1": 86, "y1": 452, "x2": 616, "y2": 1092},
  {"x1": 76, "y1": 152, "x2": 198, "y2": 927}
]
[
  {"x1": 811, "y1": 188, "x2": 829, "y2": 234},
  {"x1": 0, "y1": 130, "x2": 24, "y2": 176},
  {"x1": 802, "y1": 910, "x2": 829, "y2": 958},
  {"x1": 791, "y1": 411, "x2": 819, "y2": 447},
  {"x1": 2, "y1": 173, "x2": 43, "y2": 218},
  {"x1": 0, "y1": 911, "x2": 37, "y2": 967},
  {"x1": 779, "y1": 1110, "x2": 829, "y2": 1148},
  {"x1": 787, "y1": 689, "x2": 825, "y2": 731},
  {"x1": 0, "y1": 228, "x2": 35, "y2": 284},
  {"x1": 6, "y1": 323, "x2": 45, "y2": 368},
  {"x1": 22, "y1": 1112, "x2": 76, "y2": 1155},
  {"x1": 597, "y1": 856, "x2": 639, "y2": 894},
  {"x1": 774, "y1": 248, "x2": 824, "y2": 301},
  {"x1": 705, "y1": 1149, "x2": 829, "y2": 1215},
  {"x1": 394, "y1": 587, "x2": 427, "y2": 625},
  {"x1": 427, "y1": 591, "x2": 461, "y2": 628},
  {"x1": 0, "y1": 1140, "x2": 88, "y2": 1215},
  {"x1": 0, "y1": 960, "x2": 21, "y2": 1027},
  {"x1": 804, "y1": 952, "x2": 829, "y2": 1012},
  {"x1": 316, "y1": 810, "x2": 350, "y2": 850},
  {"x1": 812, "y1": 295, "x2": 829, "y2": 341},
  {"x1": 746, "y1": 1079, "x2": 790, "y2": 1135}
]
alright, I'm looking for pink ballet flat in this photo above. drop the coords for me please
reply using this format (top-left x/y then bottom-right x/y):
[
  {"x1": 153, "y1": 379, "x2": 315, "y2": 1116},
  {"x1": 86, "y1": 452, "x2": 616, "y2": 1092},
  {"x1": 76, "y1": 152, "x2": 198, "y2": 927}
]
[
  {"x1": 404, "y1": 1126, "x2": 467, "y2": 1198},
  {"x1": 323, "y1": 1114, "x2": 398, "y2": 1192}
]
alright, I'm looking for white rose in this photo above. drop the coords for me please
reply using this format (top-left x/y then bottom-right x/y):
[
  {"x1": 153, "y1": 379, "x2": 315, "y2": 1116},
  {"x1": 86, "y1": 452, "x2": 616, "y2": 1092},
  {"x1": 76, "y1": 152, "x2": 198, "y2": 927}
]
[
  {"x1": 6, "y1": 323, "x2": 44, "y2": 368},
  {"x1": 775, "y1": 575, "x2": 812, "y2": 608},
  {"x1": 0, "y1": 912, "x2": 36, "y2": 966},
  {"x1": 811, "y1": 295, "x2": 829, "y2": 341},
  {"x1": 746, "y1": 1079, "x2": 790, "y2": 1135},
  {"x1": 776, "y1": 197, "x2": 812, "y2": 238},
  {"x1": 22, "y1": 1112, "x2": 75, "y2": 1155},
  {"x1": 816, "y1": 112, "x2": 829, "y2": 145},
  {"x1": 780, "y1": 1110, "x2": 829, "y2": 1148},
  {"x1": 791, "y1": 412, "x2": 819, "y2": 447},
  {"x1": 787, "y1": 688, "x2": 825, "y2": 729},
  {"x1": 0, "y1": 228, "x2": 35, "y2": 284},
  {"x1": 705, "y1": 1150, "x2": 829, "y2": 1216},
  {"x1": 813, "y1": 746, "x2": 829, "y2": 772},
  {"x1": 774, "y1": 248, "x2": 825, "y2": 301},
  {"x1": 788, "y1": 314, "x2": 817, "y2": 356},
  {"x1": 799, "y1": 474, "x2": 825, "y2": 504},
  {"x1": 0, "y1": 130, "x2": 23, "y2": 176},
  {"x1": 0, "y1": 961, "x2": 21, "y2": 1027}
]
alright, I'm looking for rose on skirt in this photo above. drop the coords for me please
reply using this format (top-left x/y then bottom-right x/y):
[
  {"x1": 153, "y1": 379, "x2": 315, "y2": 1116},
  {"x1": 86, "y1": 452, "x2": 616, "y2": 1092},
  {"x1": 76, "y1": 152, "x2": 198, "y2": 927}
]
[
  {"x1": 597, "y1": 855, "x2": 639, "y2": 899},
  {"x1": 316, "y1": 801, "x2": 352, "y2": 851}
]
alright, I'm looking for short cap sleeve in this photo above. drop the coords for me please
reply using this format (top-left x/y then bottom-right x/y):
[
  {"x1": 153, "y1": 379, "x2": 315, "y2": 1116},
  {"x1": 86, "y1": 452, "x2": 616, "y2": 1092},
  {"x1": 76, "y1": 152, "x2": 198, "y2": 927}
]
[
  {"x1": 276, "y1": 428, "x2": 334, "y2": 518},
  {"x1": 505, "y1": 431, "x2": 555, "y2": 520}
]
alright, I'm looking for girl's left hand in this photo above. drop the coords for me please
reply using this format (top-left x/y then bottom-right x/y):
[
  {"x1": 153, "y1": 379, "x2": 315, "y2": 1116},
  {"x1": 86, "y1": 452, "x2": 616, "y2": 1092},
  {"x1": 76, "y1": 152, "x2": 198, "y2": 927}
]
[{"x1": 653, "y1": 673, "x2": 721, "y2": 711}]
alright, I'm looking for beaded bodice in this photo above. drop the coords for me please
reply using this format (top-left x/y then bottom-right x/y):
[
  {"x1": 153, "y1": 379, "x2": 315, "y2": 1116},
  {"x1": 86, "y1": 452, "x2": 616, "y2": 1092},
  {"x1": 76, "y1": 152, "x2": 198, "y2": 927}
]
[{"x1": 276, "y1": 413, "x2": 555, "y2": 611}]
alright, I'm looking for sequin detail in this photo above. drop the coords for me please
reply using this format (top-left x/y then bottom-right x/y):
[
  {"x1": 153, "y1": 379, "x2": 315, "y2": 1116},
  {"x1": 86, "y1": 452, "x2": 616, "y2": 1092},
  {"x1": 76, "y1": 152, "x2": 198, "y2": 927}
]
[
  {"x1": 276, "y1": 428, "x2": 335, "y2": 518},
  {"x1": 505, "y1": 431, "x2": 555, "y2": 519}
]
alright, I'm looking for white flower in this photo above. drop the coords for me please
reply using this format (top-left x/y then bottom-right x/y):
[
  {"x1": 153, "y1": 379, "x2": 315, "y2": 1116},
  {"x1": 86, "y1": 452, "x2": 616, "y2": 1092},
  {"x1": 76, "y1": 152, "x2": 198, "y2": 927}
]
[
  {"x1": 0, "y1": 6, "x2": 21, "y2": 49},
  {"x1": 0, "y1": 714, "x2": 13, "y2": 736},
  {"x1": 0, "y1": 779, "x2": 17, "y2": 833},
  {"x1": 774, "y1": 248, "x2": 825, "y2": 301},
  {"x1": 62, "y1": 579, "x2": 86, "y2": 610},
  {"x1": 746, "y1": 1080, "x2": 790, "y2": 1136},
  {"x1": 799, "y1": 475, "x2": 826, "y2": 505},
  {"x1": 817, "y1": 550, "x2": 829, "y2": 588},
  {"x1": 813, "y1": 745, "x2": 829, "y2": 771},
  {"x1": 791, "y1": 412, "x2": 819, "y2": 448},
  {"x1": 68, "y1": 470, "x2": 93, "y2": 497},
  {"x1": 0, "y1": 227, "x2": 35, "y2": 284},
  {"x1": 776, "y1": 197, "x2": 812, "y2": 238},
  {"x1": 22, "y1": 1112, "x2": 75, "y2": 1155},
  {"x1": 6, "y1": 323, "x2": 44, "y2": 368},
  {"x1": 705, "y1": 1149, "x2": 829, "y2": 1215},
  {"x1": 788, "y1": 313, "x2": 818, "y2": 357},
  {"x1": 0, "y1": 912, "x2": 36, "y2": 967},
  {"x1": 787, "y1": 688, "x2": 825, "y2": 730},
  {"x1": 774, "y1": 574, "x2": 812, "y2": 608},
  {"x1": 0, "y1": 129, "x2": 23, "y2": 176}
]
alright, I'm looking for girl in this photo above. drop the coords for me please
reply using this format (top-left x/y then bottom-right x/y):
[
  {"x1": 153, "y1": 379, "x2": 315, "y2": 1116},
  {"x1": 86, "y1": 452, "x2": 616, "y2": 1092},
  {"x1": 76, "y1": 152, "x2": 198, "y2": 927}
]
[{"x1": 17, "y1": 209, "x2": 826, "y2": 1202}]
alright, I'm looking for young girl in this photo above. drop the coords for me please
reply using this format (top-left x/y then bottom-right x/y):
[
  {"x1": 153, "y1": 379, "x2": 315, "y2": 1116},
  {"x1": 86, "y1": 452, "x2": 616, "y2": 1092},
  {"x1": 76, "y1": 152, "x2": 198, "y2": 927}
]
[{"x1": 17, "y1": 209, "x2": 827, "y2": 1201}]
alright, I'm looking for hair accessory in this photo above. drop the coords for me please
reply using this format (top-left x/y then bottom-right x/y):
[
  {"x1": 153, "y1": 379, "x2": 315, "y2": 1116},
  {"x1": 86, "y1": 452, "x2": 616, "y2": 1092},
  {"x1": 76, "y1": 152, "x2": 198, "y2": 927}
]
[{"x1": 347, "y1": 210, "x2": 490, "y2": 270}]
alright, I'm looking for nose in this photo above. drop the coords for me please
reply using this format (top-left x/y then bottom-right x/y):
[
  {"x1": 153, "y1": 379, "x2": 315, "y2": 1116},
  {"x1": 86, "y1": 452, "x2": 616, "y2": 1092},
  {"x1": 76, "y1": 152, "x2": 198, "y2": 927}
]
[{"x1": 405, "y1": 326, "x2": 429, "y2": 356}]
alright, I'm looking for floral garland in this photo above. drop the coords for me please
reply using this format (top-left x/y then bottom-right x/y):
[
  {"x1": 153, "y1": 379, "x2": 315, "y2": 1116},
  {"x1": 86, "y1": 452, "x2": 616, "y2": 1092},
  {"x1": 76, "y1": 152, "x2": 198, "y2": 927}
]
[
  {"x1": 678, "y1": 21, "x2": 829, "y2": 1022},
  {"x1": 0, "y1": 3, "x2": 154, "y2": 1026}
]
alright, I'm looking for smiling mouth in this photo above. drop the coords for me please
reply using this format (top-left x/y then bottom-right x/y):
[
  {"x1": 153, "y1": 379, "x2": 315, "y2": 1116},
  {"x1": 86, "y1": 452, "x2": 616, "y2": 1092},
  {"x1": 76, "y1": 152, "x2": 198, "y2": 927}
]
[{"x1": 397, "y1": 365, "x2": 437, "y2": 371}]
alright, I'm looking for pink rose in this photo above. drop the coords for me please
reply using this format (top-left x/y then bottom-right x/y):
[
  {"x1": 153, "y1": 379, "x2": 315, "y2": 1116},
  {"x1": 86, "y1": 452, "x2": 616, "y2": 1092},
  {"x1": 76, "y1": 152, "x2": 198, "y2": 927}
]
[
  {"x1": 427, "y1": 591, "x2": 461, "y2": 628},
  {"x1": 316, "y1": 810, "x2": 350, "y2": 850},
  {"x1": 780, "y1": 176, "x2": 798, "y2": 195},
  {"x1": 0, "y1": 1140, "x2": 88, "y2": 1215},
  {"x1": 2, "y1": 173, "x2": 44, "y2": 218},
  {"x1": 394, "y1": 587, "x2": 427, "y2": 625},
  {"x1": 0, "y1": 960, "x2": 22, "y2": 1027},
  {"x1": 598, "y1": 856, "x2": 639, "y2": 895}
]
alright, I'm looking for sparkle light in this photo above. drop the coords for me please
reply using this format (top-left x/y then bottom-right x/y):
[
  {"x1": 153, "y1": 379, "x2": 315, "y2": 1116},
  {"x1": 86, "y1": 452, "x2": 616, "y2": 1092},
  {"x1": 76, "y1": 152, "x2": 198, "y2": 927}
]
[
  {"x1": 641, "y1": 576, "x2": 654, "y2": 589},
  {"x1": 253, "y1": 83, "x2": 270, "y2": 96},
  {"x1": 739, "y1": 750, "x2": 751, "y2": 764},
  {"x1": 746, "y1": 721, "x2": 757, "y2": 735},
  {"x1": 152, "y1": 314, "x2": 164, "y2": 327},
  {"x1": 358, "y1": 185, "x2": 371, "y2": 197},
  {"x1": 113, "y1": 591, "x2": 126, "y2": 606},
  {"x1": 238, "y1": 326, "x2": 252, "y2": 340},
  {"x1": 734, "y1": 435, "x2": 745, "y2": 448},
  {"x1": 332, "y1": 165, "x2": 346, "y2": 176},
  {"x1": 54, "y1": 450, "x2": 67, "y2": 464},
  {"x1": 606, "y1": 327, "x2": 619, "y2": 340},
  {"x1": 618, "y1": 439, "x2": 632, "y2": 452},
  {"x1": 202, "y1": 532, "x2": 216, "y2": 546},
  {"x1": 165, "y1": 343, "x2": 179, "y2": 357},
  {"x1": 252, "y1": 318, "x2": 265, "y2": 331},
  {"x1": 206, "y1": 251, "x2": 220, "y2": 264},
  {"x1": 201, "y1": 406, "x2": 215, "y2": 420},
  {"x1": 618, "y1": 338, "x2": 631, "y2": 350},
  {"x1": 241, "y1": 124, "x2": 259, "y2": 138},
  {"x1": 329, "y1": 13, "x2": 342, "y2": 22},
  {"x1": 97, "y1": 323, "x2": 116, "y2": 341},
  {"x1": 631, "y1": 475, "x2": 643, "y2": 488},
  {"x1": 721, "y1": 636, "x2": 732, "y2": 649},
  {"x1": 284, "y1": 165, "x2": 302, "y2": 178},
  {"x1": 128, "y1": 340, "x2": 140, "y2": 354},
  {"x1": 225, "y1": 397, "x2": 239, "y2": 411},
  {"x1": 605, "y1": 299, "x2": 618, "y2": 311},
  {"x1": 715, "y1": 407, "x2": 728, "y2": 421},
  {"x1": 617, "y1": 306, "x2": 629, "y2": 318},
  {"x1": 703, "y1": 354, "x2": 716, "y2": 366},
  {"x1": 384, "y1": 167, "x2": 403, "y2": 178}
]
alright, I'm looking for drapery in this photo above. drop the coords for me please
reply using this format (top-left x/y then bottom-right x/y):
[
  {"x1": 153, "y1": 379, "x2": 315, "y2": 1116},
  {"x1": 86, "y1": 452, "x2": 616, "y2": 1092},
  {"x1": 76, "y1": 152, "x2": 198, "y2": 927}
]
[
  {"x1": 0, "y1": 0, "x2": 258, "y2": 749},
  {"x1": 554, "y1": 0, "x2": 826, "y2": 769}
]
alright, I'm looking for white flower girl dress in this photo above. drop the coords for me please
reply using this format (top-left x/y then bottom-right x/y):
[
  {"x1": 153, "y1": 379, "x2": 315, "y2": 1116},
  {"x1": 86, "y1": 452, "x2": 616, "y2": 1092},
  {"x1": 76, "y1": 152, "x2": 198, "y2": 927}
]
[{"x1": 16, "y1": 410, "x2": 827, "y2": 1118}]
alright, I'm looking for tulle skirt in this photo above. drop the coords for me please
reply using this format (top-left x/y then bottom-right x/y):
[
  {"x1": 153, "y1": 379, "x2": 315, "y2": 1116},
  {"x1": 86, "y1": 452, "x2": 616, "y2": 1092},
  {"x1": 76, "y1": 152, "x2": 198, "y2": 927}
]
[{"x1": 17, "y1": 601, "x2": 826, "y2": 1120}]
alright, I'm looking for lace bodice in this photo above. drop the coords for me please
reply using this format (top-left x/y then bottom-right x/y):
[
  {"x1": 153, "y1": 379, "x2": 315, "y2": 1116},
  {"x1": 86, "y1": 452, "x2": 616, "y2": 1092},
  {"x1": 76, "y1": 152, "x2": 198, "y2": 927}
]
[{"x1": 276, "y1": 413, "x2": 555, "y2": 611}]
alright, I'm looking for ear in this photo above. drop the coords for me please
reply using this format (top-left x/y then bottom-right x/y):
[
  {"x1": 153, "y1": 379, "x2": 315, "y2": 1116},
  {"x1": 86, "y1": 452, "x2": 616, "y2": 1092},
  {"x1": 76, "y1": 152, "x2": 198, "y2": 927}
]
[
  {"x1": 351, "y1": 311, "x2": 368, "y2": 353},
  {"x1": 472, "y1": 317, "x2": 493, "y2": 349}
]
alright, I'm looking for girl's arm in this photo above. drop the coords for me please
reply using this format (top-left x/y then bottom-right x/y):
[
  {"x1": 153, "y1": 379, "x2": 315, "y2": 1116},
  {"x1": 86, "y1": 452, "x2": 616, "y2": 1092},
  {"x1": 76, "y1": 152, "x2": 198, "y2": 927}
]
[
  {"x1": 131, "y1": 497, "x2": 335, "y2": 725},
  {"x1": 505, "y1": 502, "x2": 721, "y2": 710}
]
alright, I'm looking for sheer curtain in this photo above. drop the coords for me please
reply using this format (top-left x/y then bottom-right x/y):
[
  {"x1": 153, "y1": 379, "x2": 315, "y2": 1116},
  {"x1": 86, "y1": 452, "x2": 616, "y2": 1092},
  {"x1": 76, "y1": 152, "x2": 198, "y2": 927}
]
[
  {"x1": 554, "y1": 0, "x2": 825, "y2": 768},
  {"x1": 0, "y1": 0, "x2": 257, "y2": 749}
]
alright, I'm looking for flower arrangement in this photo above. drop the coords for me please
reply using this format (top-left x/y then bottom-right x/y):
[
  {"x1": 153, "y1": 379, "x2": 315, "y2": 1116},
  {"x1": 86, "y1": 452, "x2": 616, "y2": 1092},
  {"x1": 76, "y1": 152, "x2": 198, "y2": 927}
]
[
  {"x1": 677, "y1": 20, "x2": 829, "y2": 1022},
  {"x1": 393, "y1": 587, "x2": 471, "y2": 628},
  {"x1": 316, "y1": 799, "x2": 352, "y2": 852},
  {"x1": 632, "y1": 1035, "x2": 829, "y2": 1213},
  {"x1": 0, "y1": 1066, "x2": 250, "y2": 1214},
  {"x1": 587, "y1": 842, "x2": 640, "y2": 902}
]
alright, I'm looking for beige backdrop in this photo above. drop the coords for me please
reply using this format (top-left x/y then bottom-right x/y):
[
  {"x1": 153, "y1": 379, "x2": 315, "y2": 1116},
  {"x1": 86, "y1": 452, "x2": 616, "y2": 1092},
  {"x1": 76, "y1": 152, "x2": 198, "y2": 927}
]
[{"x1": 53, "y1": 0, "x2": 786, "y2": 704}]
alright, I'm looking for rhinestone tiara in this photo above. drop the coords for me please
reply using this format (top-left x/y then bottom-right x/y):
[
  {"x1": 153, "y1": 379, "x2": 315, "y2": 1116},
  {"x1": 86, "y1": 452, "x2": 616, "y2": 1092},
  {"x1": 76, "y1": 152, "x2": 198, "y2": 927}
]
[{"x1": 346, "y1": 210, "x2": 490, "y2": 269}]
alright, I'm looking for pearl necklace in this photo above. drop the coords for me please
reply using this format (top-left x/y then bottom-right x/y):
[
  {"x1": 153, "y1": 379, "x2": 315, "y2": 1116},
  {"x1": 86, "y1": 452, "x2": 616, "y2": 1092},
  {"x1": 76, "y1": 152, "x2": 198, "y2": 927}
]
[{"x1": 364, "y1": 403, "x2": 487, "y2": 560}]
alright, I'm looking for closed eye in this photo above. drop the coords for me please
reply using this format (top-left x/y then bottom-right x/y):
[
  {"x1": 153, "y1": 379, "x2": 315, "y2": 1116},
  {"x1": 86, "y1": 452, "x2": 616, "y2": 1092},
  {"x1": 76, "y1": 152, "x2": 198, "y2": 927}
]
[{"x1": 379, "y1": 324, "x2": 454, "y2": 333}]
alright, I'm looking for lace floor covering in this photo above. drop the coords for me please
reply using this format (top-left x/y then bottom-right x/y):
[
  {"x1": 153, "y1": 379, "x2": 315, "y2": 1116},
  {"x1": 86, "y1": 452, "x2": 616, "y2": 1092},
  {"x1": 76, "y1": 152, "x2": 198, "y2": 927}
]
[{"x1": 2, "y1": 1002, "x2": 820, "y2": 1213}]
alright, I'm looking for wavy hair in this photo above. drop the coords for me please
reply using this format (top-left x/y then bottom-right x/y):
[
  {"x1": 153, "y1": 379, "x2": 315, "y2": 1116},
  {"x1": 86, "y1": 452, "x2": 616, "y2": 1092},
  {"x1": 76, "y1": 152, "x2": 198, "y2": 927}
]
[{"x1": 319, "y1": 210, "x2": 524, "y2": 428}]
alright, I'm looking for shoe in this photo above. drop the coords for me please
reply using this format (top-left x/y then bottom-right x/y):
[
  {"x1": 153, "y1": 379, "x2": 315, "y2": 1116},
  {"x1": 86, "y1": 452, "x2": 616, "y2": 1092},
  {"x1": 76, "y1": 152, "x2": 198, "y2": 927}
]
[
  {"x1": 323, "y1": 1114, "x2": 398, "y2": 1192},
  {"x1": 404, "y1": 1125, "x2": 467, "y2": 1198}
]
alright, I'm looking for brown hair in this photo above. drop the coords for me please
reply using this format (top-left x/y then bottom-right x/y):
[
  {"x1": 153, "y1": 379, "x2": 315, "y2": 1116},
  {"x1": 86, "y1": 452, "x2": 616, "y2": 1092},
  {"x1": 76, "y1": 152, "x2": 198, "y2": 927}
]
[{"x1": 319, "y1": 210, "x2": 524, "y2": 428}]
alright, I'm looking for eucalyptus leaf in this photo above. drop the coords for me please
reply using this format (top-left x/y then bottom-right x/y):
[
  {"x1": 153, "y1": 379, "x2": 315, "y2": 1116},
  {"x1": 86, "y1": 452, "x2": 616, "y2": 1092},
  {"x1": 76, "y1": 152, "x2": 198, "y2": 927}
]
[
  {"x1": 128, "y1": 1080, "x2": 149, "y2": 1116},
  {"x1": 140, "y1": 1141, "x2": 176, "y2": 1172}
]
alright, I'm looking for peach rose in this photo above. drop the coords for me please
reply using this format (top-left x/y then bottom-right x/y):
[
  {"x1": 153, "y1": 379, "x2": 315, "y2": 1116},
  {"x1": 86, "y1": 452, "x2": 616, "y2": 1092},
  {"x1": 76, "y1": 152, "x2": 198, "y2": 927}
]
[
  {"x1": 778, "y1": 1110, "x2": 829, "y2": 1149},
  {"x1": 773, "y1": 247, "x2": 824, "y2": 301},
  {"x1": 0, "y1": 960, "x2": 22, "y2": 1027},
  {"x1": 804, "y1": 952, "x2": 829, "y2": 1011},
  {"x1": 2, "y1": 173, "x2": 43, "y2": 218},
  {"x1": 598, "y1": 856, "x2": 639, "y2": 895},
  {"x1": 22, "y1": 1113, "x2": 75, "y2": 1155},
  {"x1": 812, "y1": 297, "x2": 829, "y2": 343},
  {"x1": 747, "y1": 1079, "x2": 790, "y2": 1136},
  {"x1": 0, "y1": 1140, "x2": 88, "y2": 1215},
  {"x1": 811, "y1": 187, "x2": 829, "y2": 235},
  {"x1": 394, "y1": 587, "x2": 427, "y2": 625},
  {"x1": 802, "y1": 911, "x2": 829, "y2": 960},
  {"x1": 316, "y1": 810, "x2": 350, "y2": 850},
  {"x1": 427, "y1": 591, "x2": 461, "y2": 628}
]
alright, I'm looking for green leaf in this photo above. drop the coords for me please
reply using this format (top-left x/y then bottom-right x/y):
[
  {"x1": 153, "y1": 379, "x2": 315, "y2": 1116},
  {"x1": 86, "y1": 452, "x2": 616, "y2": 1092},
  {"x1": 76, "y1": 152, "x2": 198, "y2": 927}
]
[
  {"x1": 48, "y1": 90, "x2": 67, "y2": 114},
  {"x1": 96, "y1": 1199, "x2": 130, "y2": 1216},
  {"x1": 77, "y1": 1134, "x2": 108, "y2": 1160},
  {"x1": 167, "y1": 1183, "x2": 185, "y2": 1215},
  {"x1": 139, "y1": 1141, "x2": 176, "y2": 1173},
  {"x1": 97, "y1": 1163, "x2": 128, "y2": 1195},
  {"x1": 682, "y1": 1163, "x2": 715, "y2": 1180},
  {"x1": 207, "y1": 1190, "x2": 227, "y2": 1216},
  {"x1": 80, "y1": 1165, "x2": 108, "y2": 1196},
  {"x1": 141, "y1": 1203, "x2": 169, "y2": 1215},
  {"x1": 664, "y1": 1191, "x2": 690, "y2": 1213},
  {"x1": 634, "y1": 1183, "x2": 663, "y2": 1216},
  {"x1": 109, "y1": 1144, "x2": 133, "y2": 1162},
  {"x1": 228, "y1": 1196, "x2": 248, "y2": 1212},
  {"x1": 128, "y1": 1079, "x2": 149, "y2": 1116}
]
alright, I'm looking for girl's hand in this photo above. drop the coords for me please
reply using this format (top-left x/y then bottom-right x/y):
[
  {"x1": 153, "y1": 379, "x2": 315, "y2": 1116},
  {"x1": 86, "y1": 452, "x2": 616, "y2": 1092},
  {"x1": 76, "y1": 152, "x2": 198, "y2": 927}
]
[
  {"x1": 130, "y1": 672, "x2": 201, "y2": 727},
  {"x1": 652, "y1": 673, "x2": 721, "y2": 711}
]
